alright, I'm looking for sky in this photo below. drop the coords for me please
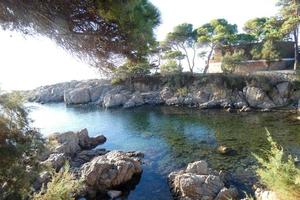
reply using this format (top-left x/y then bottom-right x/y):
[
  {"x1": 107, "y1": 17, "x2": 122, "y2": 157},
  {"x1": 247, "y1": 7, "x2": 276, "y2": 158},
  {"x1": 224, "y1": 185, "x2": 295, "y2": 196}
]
[{"x1": 0, "y1": 0, "x2": 279, "y2": 90}]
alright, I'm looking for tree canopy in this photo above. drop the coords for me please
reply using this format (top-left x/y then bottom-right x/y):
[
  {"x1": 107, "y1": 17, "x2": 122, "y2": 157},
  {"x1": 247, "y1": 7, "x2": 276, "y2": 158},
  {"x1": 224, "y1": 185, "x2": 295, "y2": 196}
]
[
  {"x1": 197, "y1": 19, "x2": 238, "y2": 73},
  {"x1": 277, "y1": 0, "x2": 300, "y2": 69},
  {"x1": 162, "y1": 23, "x2": 197, "y2": 73},
  {"x1": 0, "y1": 0, "x2": 160, "y2": 74}
]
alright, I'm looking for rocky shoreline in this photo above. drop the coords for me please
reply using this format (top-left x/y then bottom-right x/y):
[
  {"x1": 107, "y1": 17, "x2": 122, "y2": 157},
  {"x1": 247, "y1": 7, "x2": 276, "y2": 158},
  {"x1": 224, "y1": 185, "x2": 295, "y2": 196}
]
[
  {"x1": 26, "y1": 74, "x2": 300, "y2": 111},
  {"x1": 35, "y1": 129, "x2": 144, "y2": 199},
  {"x1": 35, "y1": 129, "x2": 279, "y2": 200}
]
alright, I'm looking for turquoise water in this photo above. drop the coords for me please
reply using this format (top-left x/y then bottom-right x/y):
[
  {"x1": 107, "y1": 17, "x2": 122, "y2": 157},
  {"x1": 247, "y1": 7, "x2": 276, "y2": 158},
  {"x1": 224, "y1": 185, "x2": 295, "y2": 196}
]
[{"x1": 27, "y1": 103, "x2": 300, "y2": 200}]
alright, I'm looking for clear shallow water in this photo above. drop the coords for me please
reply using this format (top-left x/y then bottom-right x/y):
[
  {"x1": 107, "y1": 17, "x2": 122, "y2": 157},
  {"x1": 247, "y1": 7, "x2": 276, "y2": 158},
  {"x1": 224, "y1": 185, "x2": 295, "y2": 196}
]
[{"x1": 27, "y1": 103, "x2": 300, "y2": 200}]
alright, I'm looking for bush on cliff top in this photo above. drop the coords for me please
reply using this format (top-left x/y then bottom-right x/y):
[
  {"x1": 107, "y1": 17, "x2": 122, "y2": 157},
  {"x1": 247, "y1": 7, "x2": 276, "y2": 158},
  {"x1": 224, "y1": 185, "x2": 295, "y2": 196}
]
[{"x1": 253, "y1": 129, "x2": 300, "y2": 200}]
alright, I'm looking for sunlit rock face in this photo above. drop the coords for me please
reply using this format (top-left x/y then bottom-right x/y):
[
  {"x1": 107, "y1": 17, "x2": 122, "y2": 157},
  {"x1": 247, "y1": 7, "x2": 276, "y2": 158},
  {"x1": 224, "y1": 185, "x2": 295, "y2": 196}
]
[
  {"x1": 81, "y1": 151, "x2": 143, "y2": 193},
  {"x1": 168, "y1": 160, "x2": 238, "y2": 200},
  {"x1": 27, "y1": 74, "x2": 300, "y2": 110}
]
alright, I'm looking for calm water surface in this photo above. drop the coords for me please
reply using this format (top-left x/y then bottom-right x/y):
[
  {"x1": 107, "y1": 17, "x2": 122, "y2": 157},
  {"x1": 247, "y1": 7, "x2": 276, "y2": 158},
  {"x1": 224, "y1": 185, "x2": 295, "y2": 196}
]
[{"x1": 27, "y1": 103, "x2": 300, "y2": 200}]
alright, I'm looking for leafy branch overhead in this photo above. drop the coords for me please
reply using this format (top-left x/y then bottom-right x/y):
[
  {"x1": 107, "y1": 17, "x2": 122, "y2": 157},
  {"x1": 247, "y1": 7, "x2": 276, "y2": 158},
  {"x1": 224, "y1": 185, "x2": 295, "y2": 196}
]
[{"x1": 0, "y1": 0, "x2": 161, "y2": 73}]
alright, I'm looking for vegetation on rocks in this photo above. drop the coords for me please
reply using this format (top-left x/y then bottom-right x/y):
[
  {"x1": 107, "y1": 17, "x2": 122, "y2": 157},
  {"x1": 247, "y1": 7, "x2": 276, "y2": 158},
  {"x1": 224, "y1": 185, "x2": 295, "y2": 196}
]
[
  {"x1": 253, "y1": 129, "x2": 300, "y2": 200},
  {"x1": 0, "y1": 91, "x2": 44, "y2": 200},
  {"x1": 33, "y1": 163, "x2": 82, "y2": 200}
]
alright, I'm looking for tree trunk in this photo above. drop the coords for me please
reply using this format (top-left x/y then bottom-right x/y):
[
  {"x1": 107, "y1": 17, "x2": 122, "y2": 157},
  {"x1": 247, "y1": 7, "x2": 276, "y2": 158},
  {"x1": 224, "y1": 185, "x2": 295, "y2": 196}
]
[
  {"x1": 293, "y1": 0, "x2": 299, "y2": 70},
  {"x1": 182, "y1": 46, "x2": 193, "y2": 74},
  {"x1": 203, "y1": 46, "x2": 214, "y2": 74},
  {"x1": 293, "y1": 28, "x2": 299, "y2": 70}
]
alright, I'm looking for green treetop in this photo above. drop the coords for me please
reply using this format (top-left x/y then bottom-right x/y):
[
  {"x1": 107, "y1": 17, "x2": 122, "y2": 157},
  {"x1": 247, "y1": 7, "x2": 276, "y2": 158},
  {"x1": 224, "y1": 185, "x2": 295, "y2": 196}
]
[
  {"x1": 163, "y1": 23, "x2": 198, "y2": 74},
  {"x1": 197, "y1": 19, "x2": 238, "y2": 74}
]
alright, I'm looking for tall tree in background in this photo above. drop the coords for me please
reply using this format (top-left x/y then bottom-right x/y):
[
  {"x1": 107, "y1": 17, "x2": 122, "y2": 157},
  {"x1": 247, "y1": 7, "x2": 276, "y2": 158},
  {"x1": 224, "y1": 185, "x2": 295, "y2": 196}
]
[
  {"x1": 163, "y1": 23, "x2": 197, "y2": 74},
  {"x1": 277, "y1": 0, "x2": 300, "y2": 70},
  {"x1": 244, "y1": 17, "x2": 270, "y2": 42},
  {"x1": 197, "y1": 19, "x2": 238, "y2": 74},
  {"x1": 244, "y1": 17, "x2": 283, "y2": 67},
  {"x1": 0, "y1": 0, "x2": 160, "y2": 74}
]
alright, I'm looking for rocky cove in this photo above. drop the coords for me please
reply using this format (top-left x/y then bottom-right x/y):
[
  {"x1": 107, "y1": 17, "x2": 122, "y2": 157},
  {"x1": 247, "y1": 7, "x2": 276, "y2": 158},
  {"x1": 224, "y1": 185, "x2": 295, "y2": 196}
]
[
  {"x1": 26, "y1": 73, "x2": 300, "y2": 111},
  {"x1": 23, "y1": 73, "x2": 300, "y2": 200}
]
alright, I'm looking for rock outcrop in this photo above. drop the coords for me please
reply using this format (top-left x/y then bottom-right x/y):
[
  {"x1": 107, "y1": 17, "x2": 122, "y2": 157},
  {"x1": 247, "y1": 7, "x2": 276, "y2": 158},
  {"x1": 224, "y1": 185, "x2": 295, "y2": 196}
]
[
  {"x1": 36, "y1": 129, "x2": 143, "y2": 199},
  {"x1": 47, "y1": 128, "x2": 106, "y2": 156},
  {"x1": 169, "y1": 160, "x2": 238, "y2": 200},
  {"x1": 27, "y1": 74, "x2": 300, "y2": 110},
  {"x1": 81, "y1": 151, "x2": 143, "y2": 194}
]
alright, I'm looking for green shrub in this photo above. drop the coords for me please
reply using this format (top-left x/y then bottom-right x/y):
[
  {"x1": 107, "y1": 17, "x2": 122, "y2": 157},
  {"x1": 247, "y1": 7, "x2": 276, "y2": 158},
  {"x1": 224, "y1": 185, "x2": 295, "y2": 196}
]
[
  {"x1": 160, "y1": 60, "x2": 182, "y2": 75},
  {"x1": 111, "y1": 77, "x2": 124, "y2": 85},
  {"x1": 176, "y1": 87, "x2": 188, "y2": 97},
  {"x1": 0, "y1": 91, "x2": 44, "y2": 200},
  {"x1": 221, "y1": 50, "x2": 245, "y2": 73},
  {"x1": 253, "y1": 129, "x2": 300, "y2": 200},
  {"x1": 33, "y1": 163, "x2": 82, "y2": 200}
]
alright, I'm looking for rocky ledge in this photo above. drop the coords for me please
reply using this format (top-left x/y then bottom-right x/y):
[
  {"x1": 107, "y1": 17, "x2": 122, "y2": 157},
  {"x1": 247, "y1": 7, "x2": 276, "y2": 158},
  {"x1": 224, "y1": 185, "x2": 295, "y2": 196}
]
[
  {"x1": 168, "y1": 160, "x2": 238, "y2": 200},
  {"x1": 35, "y1": 129, "x2": 143, "y2": 199},
  {"x1": 26, "y1": 74, "x2": 300, "y2": 111}
]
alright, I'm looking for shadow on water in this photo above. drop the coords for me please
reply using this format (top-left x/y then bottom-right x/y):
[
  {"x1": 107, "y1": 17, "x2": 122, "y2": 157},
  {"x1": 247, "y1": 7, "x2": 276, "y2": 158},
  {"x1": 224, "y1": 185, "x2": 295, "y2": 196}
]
[{"x1": 27, "y1": 103, "x2": 300, "y2": 200}]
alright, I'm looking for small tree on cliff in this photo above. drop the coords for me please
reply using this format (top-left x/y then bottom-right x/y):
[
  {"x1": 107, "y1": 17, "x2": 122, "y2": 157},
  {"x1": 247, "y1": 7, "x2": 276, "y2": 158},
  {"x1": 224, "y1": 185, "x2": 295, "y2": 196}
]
[
  {"x1": 163, "y1": 23, "x2": 198, "y2": 74},
  {"x1": 197, "y1": 19, "x2": 238, "y2": 74}
]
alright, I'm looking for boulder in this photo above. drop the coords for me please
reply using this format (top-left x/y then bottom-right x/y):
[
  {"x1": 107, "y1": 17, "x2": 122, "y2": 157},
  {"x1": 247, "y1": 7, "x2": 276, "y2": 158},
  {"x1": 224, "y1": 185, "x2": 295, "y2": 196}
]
[
  {"x1": 103, "y1": 93, "x2": 129, "y2": 108},
  {"x1": 160, "y1": 87, "x2": 173, "y2": 101},
  {"x1": 186, "y1": 161, "x2": 208, "y2": 175},
  {"x1": 71, "y1": 148, "x2": 108, "y2": 168},
  {"x1": 276, "y1": 82, "x2": 290, "y2": 98},
  {"x1": 166, "y1": 97, "x2": 180, "y2": 106},
  {"x1": 239, "y1": 105, "x2": 252, "y2": 112},
  {"x1": 107, "y1": 190, "x2": 122, "y2": 199},
  {"x1": 77, "y1": 129, "x2": 106, "y2": 149},
  {"x1": 88, "y1": 84, "x2": 113, "y2": 103},
  {"x1": 141, "y1": 91, "x2": 163, "y2": 105},
  {"x1": 41, "y1": 153, "x2": 66, "y2": 170},
  {"x1": 199, "y1": 100, "x2": 222, "y2": 109},
  {"x1": 64, "y1": 88, "x2": 91, "y2": 104},
  {"x1": 195, "y1": 90, "x2": 211, "y2": 104},
  {"x1": 81, "y1": 151, "x2": 143, "y2": 191},
  {"x1": 244, "y1": 86, "x2": 275, "y2": 109},
  {"x1": 48, "y1": 129, "x2": 106, "y2": 156},
  {"x1": 49, "y1": 131, "x2": 81, "y2": 156},
  {"x1": 33, "y1": 171, "x2": 51, "y2": 191},
  {"x1": 169, "y1": 160, "x2": 233, "y2": 200},
  {"x1": 215, "y1": 186, "x2": 238, "y2": 200},
  {"x1": 123, "y1": 93, "x2": 145, "y2": 108}
]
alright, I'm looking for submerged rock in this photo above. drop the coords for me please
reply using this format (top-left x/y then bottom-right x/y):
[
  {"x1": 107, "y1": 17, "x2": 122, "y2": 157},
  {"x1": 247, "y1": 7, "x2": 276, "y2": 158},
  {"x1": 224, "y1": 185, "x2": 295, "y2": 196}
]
[
  {"x1": 169, "y1": 160, "x2": 238, "y2": 200},
  {"x1": 217, "y1": 145, "x2": 237, "y2": 156}
]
